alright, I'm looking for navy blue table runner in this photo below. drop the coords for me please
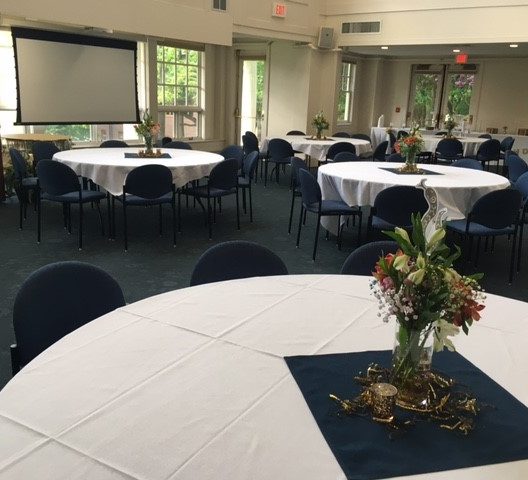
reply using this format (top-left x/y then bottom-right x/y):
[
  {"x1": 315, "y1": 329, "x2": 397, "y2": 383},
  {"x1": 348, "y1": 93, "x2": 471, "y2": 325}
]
[
  {"x1": 378, "y1": 167, "x2": 443, "y2": 175},
  {"x1": 124, "y1": 153, "x2": 171, "y2": 159}
]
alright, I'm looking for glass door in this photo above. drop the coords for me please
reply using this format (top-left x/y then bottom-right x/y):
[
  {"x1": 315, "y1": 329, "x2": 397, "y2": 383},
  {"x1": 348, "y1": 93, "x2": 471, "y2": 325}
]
[
  {"x1": 442, "y1": 72, "x2": 476, "y2": 129},
  {"x1": 407, "y1": 67, "x2": 444, "y2": 128}
]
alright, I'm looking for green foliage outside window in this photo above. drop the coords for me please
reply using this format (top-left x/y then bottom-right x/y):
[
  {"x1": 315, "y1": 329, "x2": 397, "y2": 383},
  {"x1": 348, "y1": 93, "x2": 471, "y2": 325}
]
[{"x1": 44, "y1": 124, "x2": 91, "y2": 142}]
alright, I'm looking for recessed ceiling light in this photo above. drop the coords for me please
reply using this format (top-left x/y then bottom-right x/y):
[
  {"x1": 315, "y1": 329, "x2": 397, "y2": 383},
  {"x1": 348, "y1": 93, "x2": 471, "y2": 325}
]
[
  {"x1": 510, "y1": 44, "x2": 519, "y2": 48},
  {"x1": 381, "y1": 46, "x2": 389, "y2": 50},
  {"x1": 453, "y1": 49, "x2": 461, "y2": 53}
]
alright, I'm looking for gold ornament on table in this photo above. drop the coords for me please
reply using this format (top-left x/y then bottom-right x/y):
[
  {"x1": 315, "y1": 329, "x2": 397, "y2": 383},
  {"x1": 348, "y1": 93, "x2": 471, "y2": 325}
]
[
  {"x1": 134, "y1": 109, "x2": 161, "y2": 157},
  {"x1": 394, "y1": 125, "x2": 424, "y2": 173},
  {"x1": 311, "y1": 111, "x2": 329, "y2": 140},
  {"x1": 444, "y1": 113, "x2": 457, "y2": 138}
]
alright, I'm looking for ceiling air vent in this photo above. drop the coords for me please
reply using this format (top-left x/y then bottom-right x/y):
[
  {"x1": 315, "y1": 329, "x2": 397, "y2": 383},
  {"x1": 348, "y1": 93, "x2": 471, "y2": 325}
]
[
  {"x1": 342, "y1": 21, "x2": 381, "y2": 34},
  {"x1": 213, "y1": 0, "x2": 227, "y2": 11}
]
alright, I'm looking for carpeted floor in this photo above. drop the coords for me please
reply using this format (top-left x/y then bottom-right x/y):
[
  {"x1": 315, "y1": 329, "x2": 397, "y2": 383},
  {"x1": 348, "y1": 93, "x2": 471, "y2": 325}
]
[{"x1": 1, "y1": 172, "x2": 527, "y2": 389}]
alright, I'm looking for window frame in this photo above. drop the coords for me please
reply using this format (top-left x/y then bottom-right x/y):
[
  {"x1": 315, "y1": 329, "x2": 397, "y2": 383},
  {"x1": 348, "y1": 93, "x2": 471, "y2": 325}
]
[{"x1": 337, "y1": 61, "x2": 356, "y2": 125}]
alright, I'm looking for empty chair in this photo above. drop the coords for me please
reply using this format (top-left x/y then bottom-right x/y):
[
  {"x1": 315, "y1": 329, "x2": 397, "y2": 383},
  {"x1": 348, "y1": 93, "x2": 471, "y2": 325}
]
[
  {"x1": 11, "y1": 261, "x2": 125, "y2": 374},
  {"x1": 446, "y1": 189, "x2": 522, "y2": 283},
  {"x1": 451, "y1": 158, "x2": 483, "y2": 170},
  {"x1": 190, "y1": 241, "x2": 288, "y2": 286},
  {"x1": 36, "y1": 160, "x2": 106, "y2": 250},
  {"x1": 387, "y1": 132, "x2": 397, "y2": 151},
  {"x1": 367, "y1": 186, "x2": 428, "y2": 239},
  {"x1": 397, "y1": 130, "x2": 409, "y2": 139},
  {"x1": 288, "y1": 157, "x2": 309, "y2": 233},
  {"x1": 435, "y1": 138, "x2": 463, "y2": 163},
  {"x1": 100, "y1": 140, "x2": 128, "y2": 148},
  {"x1": 350, "y1": 133, "x2": 371, "y2": 143},
  {"x1": 478, "y1": 133, "x2": 492, "y2": 139},
  {"x1": 506, "y1": 152, "x2": 528, "y2": 183},
  {"x1": 326, "y1": 142, "x2": 356, "y2": 162},
  {"x1": 286, "y1": 130, "x2": 305, "y2": 135},
  {"x1": 183, "y1": 158, "x2": 240, "y2": 239},
  {"x1": 435, "y1": 131, "x2": 447, "y2": 136},
  {"x1": 266, "y1": 138, "x2": 294, "y2": 186},
  {"x1": 499, "y1": 136, "x2": 515, "y2": 161},
  {"x1": 296, "y1": 169, "x2": 362, "y2": 260},
  {"x1": 9, "y1": 148, "x2": 39, "y2": 230},
  {"x1": 238, "y1": 151, "x2": 259, "y2": 221},
  {"x1": 161, "y1": 136, "x2": 172, "y2": 146},
  {"x1": 243, "y1": 131, "x2": 265, "y2": 182},
  {"x1": 387, "y1": 153, "x2": 404, "y2": 163},
  {"x1": 340, "y1": 241, "x2": 399, "y2": 275},
  {"x1": 332, "y1": 132, "x2": 351, "y2": 138},
  {"x1": 113, "y1": 164, "x2": 176, "y2": 251},
  {"x1": 32, "y1": 141, "x2": 60, "y2": 169},
  {"x1": 164, "y1": 140, "x2": 192, "y2": 150},
  {"x1": 514, "y1": 172, "x2": 528, "y2": 272},
  {"x1": 372, "y1": 141, "x2": 389, "y2": 161},
  {"x1": 333, "y1": 152, "x2": 359, "y2": 162},
  {"x1": 475, "y1": 139, "x2": 501, "y2": 171},
  {"x1": 221, "y1": 145, "x2": 245, "y2": 170}
]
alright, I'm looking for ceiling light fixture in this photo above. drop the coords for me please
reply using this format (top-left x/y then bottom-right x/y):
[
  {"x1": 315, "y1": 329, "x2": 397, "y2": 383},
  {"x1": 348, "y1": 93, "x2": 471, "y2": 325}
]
[
  {"x1": 381, "y1": 46, "x2": 389, "y2": 50},
  {"x1": 453, "y1": 49, "x2": 460, "y2": 53},
  {"x1": 510, "y1": 44, "x2": 519, "y2": 48}
]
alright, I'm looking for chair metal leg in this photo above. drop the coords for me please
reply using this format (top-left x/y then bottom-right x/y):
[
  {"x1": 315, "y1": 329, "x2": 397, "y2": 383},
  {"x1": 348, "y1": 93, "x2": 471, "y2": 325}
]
[
  {"x1": 37, "y1": 192, "x2": 41, "y2": 244},
  {"x1": 337, "y1": 215, "x2": 342, "y2": 250},
  {"x1": 236, "y1": 189, "x2": 240, "y2": 230},
  {"x1": 123, "y1": 203, "x2": 128, "y2": 251},
  {"x1": 78, "y1": 201, "x2": 83, "y2": 250},
  {"x1": 177, "y1": 191, "x2": 182, "y2": 233},
  {"x1": 275, "y1": 163, "x2": 280, "y2": 184},
  {"x1": 249, "y1": 184, "x2": 253, "y2": 222},
  {"x1": 509, "y1": 230, "x2": 517, "y2": 284},
  {"x1": 172, "y1": 196, "x2": 177, "y2": 247},
  {"x1": 264, "y1": 161, "x2": 269, "y2": 187},
  {"x1": 484, "y1": 237, "x2": 489, "y2": 252},
  {"x1": 474, "y1": 236, "x2": 481, "y2": 267},
  {"x1": 312, "y1": 213, "x2": 321, "y2": 261},
  {"x1": 296, "y1": 205, "x2": 304, "y2": 247},
  {"x1": 207, "y1": 197, "x2": 212, "y2": 240},
  {"x1": 288, "y1": 190, "x2": 295, "y2": 234},
  {"x1": 67, "y1": 204, "x2": 72, "y2": 234},
  {"x1": 517, "y1": 221, "x2": 524, "y2": 272},
  {"x1": 242, "y1": 187, "x2": 247, "y2": 213},
  {"x1": 491, "y1": 237, "x2": 495, "y2": 253},
  {"x1": 111, "y1": 196, "x2": 116, "y2": 240},
  {"x1": 18, "y1": 195, "x2": 23, "y2": 230},
  {"x1": 95, "y1": 201, "x2": 105, "y2": 236},
  {"x1": 213, "y1": 197, "x2": 217, "y2": 223},
  {"x1": 357, "y1": 212, "x2": 363, "y2": 246},
  {"x1": 159, "y1": 204, "x2": 163, "y2": 236},
  {"x1": 107, "y1": 193, "x2": 112, "y2": 238}
]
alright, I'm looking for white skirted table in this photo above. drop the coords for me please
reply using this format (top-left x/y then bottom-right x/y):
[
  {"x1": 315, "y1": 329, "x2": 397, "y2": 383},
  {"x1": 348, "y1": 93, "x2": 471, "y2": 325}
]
[
  {"x1": 53, "y1": 148, "x2": 223, "y2": 195},
  {"x1": 1, "y1": 274, "x2": 528, "y2": 479},
  {"x1": 261, "y1": 135, "x2": 371, "y2": 163}
]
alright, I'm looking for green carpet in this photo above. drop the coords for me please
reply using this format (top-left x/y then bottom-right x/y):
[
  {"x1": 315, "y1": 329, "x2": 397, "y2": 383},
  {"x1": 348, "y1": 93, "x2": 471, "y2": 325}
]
[{"x1": 0, "y1": 174, "x2": 527, "y2": 388}]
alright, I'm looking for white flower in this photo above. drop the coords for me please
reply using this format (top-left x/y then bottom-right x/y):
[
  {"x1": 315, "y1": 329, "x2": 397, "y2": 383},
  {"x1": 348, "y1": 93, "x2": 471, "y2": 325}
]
[{"x1": 434, "y1": 319, "x2": 460, "y2": 352}]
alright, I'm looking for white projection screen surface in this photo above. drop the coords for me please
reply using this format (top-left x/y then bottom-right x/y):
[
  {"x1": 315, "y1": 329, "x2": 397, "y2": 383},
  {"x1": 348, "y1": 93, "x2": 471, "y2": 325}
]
[{"x1": 12, "y1": 28, "x2": 139, "y2": 124}]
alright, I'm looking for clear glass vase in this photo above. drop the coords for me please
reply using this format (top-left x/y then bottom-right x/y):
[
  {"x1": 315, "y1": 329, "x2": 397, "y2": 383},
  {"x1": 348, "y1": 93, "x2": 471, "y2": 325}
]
[
  {"x1": 143, "y1": 133, "x2": 154, "y2": 154},
  {"x1": 315, "y1": 127, "x2": 323, "y2": 140}
]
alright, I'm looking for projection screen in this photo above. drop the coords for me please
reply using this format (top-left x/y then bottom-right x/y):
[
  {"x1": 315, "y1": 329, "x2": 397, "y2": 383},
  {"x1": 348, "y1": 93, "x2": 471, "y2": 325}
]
[{"x1": 11, "y1": 27, "x2": 140, "y2": 124}]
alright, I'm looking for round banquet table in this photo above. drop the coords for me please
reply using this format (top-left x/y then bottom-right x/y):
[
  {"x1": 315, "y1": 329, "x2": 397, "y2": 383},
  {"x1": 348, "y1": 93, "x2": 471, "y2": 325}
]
[
  {"x1": 318, "y1": 161, "x2": 510, "y2": 234},
  {"x1": 422, "y1": 135, "x2": 487, "y2": 157},
  {"x1": 53, "y1": 148, "x2": 223, "y2": 196},
  {"x1": 261, "y1": 135, "x2": 371, "y2": 162},
  {"x1": 1, "y1": 274, "x2": 527, "y2": 480}
]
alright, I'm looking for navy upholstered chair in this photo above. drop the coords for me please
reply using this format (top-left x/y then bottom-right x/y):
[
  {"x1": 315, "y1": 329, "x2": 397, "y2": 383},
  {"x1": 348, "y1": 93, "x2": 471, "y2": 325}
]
[
  {"x1": 326, "y1": 142, "x2": 356, "y2": 162},
  {"x1": 161, "y1": 136, "x2": 172, "y2": 146},
  {"x1": 387, "y1": 132, "x2": 397, "y2": 151},
  {"x1": 190, "y1": 241, "x2": 288, "y2": 286},
  {"x1": 351, "y1": 133, "x2": 371, "y2": 143},
  {"x1": 288, "y1": 157, "x2": 309, "y2": 234},
  {"x1": 367, "y1": 186, "x2": 428, "y2": 239},
  {"x1": 340, "y1": 241, "x2": 399, "y2": 276},
  {"x1": 435, "y1": 138, "x2": 463, "y2": 163},
  {"x1": 514, "y1": 172, "x2": 528, "y2": 272},
  {"x1": 451, "y1": 158, "x2": 483, "y2": 170},
  {"x1": 32, "y1": 141, "x2": 60, "y2": 170},
  {"x1": 397, "y1": 130, "x2": 409, "y2": 139},
  {"x1": 500, "y1": 137, "x2": 515, "y2": 158},
  {"x1": 333, "y1": 152, "x2": 359, "y2": 162},
  {"x1": 372, "y1": 141, "x2": 389, "y2": 161},
  {"x1": 505, "y1": 152, "x2": 528, "y2": 183},
  {"x1": 266, "y1": 138, "x2": 294, "y2": 186},
  {"x1": 243, "y1": 131, "x2": 266, "y2": 182},
  {"x1": 238, "y1": 151, "x2": 259, "y2": 221},
  {"x1": 9, "y1": 148, "x2": 39, "y2": 230},
  {"x1": 475, "y1": 139, "x2": 501, "y2": 171},
  {"x1": 446, "y1": 189, "x2": 522, "y2": 283},
  {"x1": 478, "y1": 133, "x2": 492, "y2": 139},
  {"x1": 183, "y1": 158, "x2": 240, "y2": 239},
  {"x1": 286, "y1": 130, "x2": 305, "y2": 135},
  {"x1": 114, "y1": 164, "x2": 176, "y2": 251},
  {"x1": 221, "y1": 145, "x2": 245, "y2": 170},
  {"x1": 332, "y1": 132, "x2": 351, "y2": 138},
  {"x1": 100, "y1": 140, "x2": 128, "y2": 148},
  {"x1": 11, "y1": 261, "x2": 125, "y2": 375},
  {"x1": 36, "y1": 160, "x2": 106, "y2": 249},
  {"x1": 435, "y1": 131, "x2": 447, "y2": 136},
  {"x1": 164, "y1": 140, "x2": 192, "y2": 150},
  {"x1": 387, "y1": 153, "x2": 404, "y2": 163},
  {"x1": 296, "y1": 169, "x2": 362, "y2": 260}
]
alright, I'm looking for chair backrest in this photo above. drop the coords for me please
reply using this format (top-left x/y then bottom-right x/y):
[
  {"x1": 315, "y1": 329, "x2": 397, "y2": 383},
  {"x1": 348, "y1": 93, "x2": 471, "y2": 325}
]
[
  {"x1": 505, "y1": 153, "x2": 528, "y2": 183},
  {"x1": 9, "y1": 148, "x2": 29, "y2": 181},
  {"x1": 242, "y1": 151, "x2": 259, "y2": 179},
  {"x1": 286, "y1": 130, "x2": 305, "y2": 135},
  {"x1": 435, "y1": 131, "x2": 447, "y2": 136},
  {"x1": 36, "y1": 160, "x2": 80, "y2": 195},
  {"x1": 190, "y1": 241, "x2": 288, "y2": 286},
  {"x1": 476, "y1": 139, "x2": 501, "y2": 162},
  {"x1": 13, "y1": 261, "x2": 125, "y2": 369},
  {"x1": 514, "y1": 172, "x2": 528, "y2": 205},
  {"x1": 397, "y1": 130, "x2": 409, "y2": 139},
  {"x1": 161, "y1": 136, "x2": 172, "y2": 146},
  {"x1": 350, "y1": 133, "x2": 371, "y2": 142},
  {"x1": 327, "y1": 142, "x2": 356, "y2": 160},
  {"x1": 124, "y1": 164, "x2": 173, "y2": 199},
  {"x1": 332, "y1": 132, "x2": 351, "y2": 138},
  {"x1": 374, "y1": 186, "x2": 428, "y2": 228},
  {"x1": 435, "y1": 138, "x2": 463, "y2": 158},
  {"x1": 500, "y1": 136, "x2": 515, "y2": 152},
  {"x1": 478, "y1": 133, "x2": 492, "y2": 139},
  {"x1": 373, "y1": 141, "x2": 388, "y2": 161},
  {"x1": 164, "y1": 141, "x2": 192, "y2": 150},
  {"x1": 387, "y1": 153, "x2": 404, "y2": 163},
  {"x1": 469, "y1": 189, "x2": 522, "y2": 229},
  {"x1": 268, "y1": 138, "x2": 294, "y2": 160},
  {"x1": 333, "y1": 152, "x2": 359, "y2": 162},
  {"x1": 242, "y1": 134, "x2": 259, "y2": 155},
  {"x1": 341, "y1": 241, "x2": 399, "y2": 276},
  {"x1": 245, "y1": 131, "x2": 259, "y2": 143},
  {"x1": 208, "y1": 158, "x2": 239, "y2": 190},
  {"x1": 388, "y1": 132, "x2": 396, "y2": 148},
  {"x1": 221, "y1": 145, "x2": 244, "y2": 169},
  {"x1": 32, "y1": 141, "x2": 60, "y2": 163},
  {"x1": 298, "y1": 169, "x2": 321, "y2": 206},
  {"x1": 451, "y1": 158, "x2": 483, "y2": 170},
  {"x1": 290, "y1": 157, "x2": 309, "y2": 188},
  {"x1": 100, "y1": 140, "x2": 128, "y2": 148}
]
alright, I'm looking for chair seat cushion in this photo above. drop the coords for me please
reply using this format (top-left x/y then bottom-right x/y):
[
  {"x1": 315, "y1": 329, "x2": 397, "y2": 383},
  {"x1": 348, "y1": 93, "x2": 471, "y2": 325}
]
[
  {"x1": 21, "y1": 177, "x2": 38, "y2": 188},
  {"x1": 305, "y1": 200, "x2": 360, "y2": 215},
  {"x1": 185, "y1": 185, "x2": 236, "y2": 198},
  {"x1": 42, "y1": 190, "x2": 106, "y2": 203},
  {"x1": 238, "y1": 177, "x2": 250, "y2": 187},
  {"x1": 268, "y1": 158, "x2": 291, "y2": 165},
  {"x1": 446, "y1": 219, "x2": 515, "y2": 236},
  {"x1": 116, "y1": 192, "x2": 173, "y2": 205},
  {"x1": 371, "y1": 215, "x2": 411, "y2": 231}
]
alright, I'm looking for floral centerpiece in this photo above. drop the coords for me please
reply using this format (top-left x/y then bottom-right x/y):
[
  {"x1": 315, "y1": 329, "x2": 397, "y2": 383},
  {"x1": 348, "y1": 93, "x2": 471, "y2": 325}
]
[
  {"x1": 312, "y1": 111, "x2": 329, "y2": 139},
  {"x1": 394, "y1": 125, "x2": 424, "y2": 173},
  {"x1": 371, "y1": 214, "x2": 485, "y2": 391},
  {"x1": 444, "y1": 113, "x2": 457, "y2": 138},
  {"x1": 134, "y1": 110, "x2": 161, "y2": 155}
]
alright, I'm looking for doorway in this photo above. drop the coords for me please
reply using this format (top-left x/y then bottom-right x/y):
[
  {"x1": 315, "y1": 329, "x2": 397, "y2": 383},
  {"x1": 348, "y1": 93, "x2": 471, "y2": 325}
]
[{"x1": 237, "y1": 57, "x2": 266, "y2": 143}]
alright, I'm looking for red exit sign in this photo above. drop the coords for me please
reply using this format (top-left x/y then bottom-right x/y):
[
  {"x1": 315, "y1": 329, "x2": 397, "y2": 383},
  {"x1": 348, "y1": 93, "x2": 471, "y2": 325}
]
[
  {"x1": 456, "y1": 53, "x2": 468, "y2": 64},
  {"x1": 272, "y1": 3, "x2": 287, "y2": 17}
]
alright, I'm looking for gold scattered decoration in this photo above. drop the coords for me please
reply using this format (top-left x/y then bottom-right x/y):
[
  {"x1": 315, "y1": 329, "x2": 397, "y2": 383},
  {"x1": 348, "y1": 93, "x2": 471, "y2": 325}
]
[
  {"x1": 137, "y1": 148, "x2": 163, "y2": 158},
  {"x1": 398, "y1": 162, "x2": 423, "y2": 174}
]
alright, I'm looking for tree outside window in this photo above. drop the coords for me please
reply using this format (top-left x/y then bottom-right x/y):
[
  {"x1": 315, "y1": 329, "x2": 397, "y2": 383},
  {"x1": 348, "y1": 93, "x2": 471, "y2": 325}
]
[{"x1": 337, "y1": 62, "x2": 356, "y2": 123}]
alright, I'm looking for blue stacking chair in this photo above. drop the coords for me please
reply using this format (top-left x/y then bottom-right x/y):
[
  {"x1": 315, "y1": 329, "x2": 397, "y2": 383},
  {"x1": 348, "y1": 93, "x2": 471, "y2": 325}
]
[
  {"x1": 10, "y1": 261, "x2": 125, "y2": 375},
  {"x1": 9, "y1": 148, "x2": 39, "y2": 230},
  {"x1": 266, "y1": 138, "x2": 294, "y2": 186},
  {"x1": 475, "y1": 139, "x2": 501, "y2": 171},
  {"x1": 435, "y1": 138, "x2": 463, "y2": 163},
  {"x1": 221, "y1": 145, "x2": 245, "y2": 170},
  {"x1": 286, "y1": 130, "x2": 306, "y2": 135},
  {"x1": 451, "y1": 158, "x2": 483, "y2": 170},
  {"x1": 372, "y1": 141, "x2": 389, "y2": 161},
  {"x1": 500, "y1": 137, "x2": 515, "y2": 160},
  {"x1": 333, "y1": 152, "x2": 359, "y2": 162},
  {"x1": 514, "y1": 172, "x2": 528, "y2": 272},
  {"x1": 190, "y1": 240, "x2": 288, "y2": 286},
  {"x1": 164, "y1": 140, "x2": 192, "y2": 150},
  {"x1": 36, "y1": 160, "x2": 106, "y2": 250},
  {"x1": 296, "y1": 169, "x2": 362, "y2": 260},
  {"x1": 367, "y1": 186, "x2": 428, "y2": 239},
  {"x1": 351, "y1": 133, "x2": 371, "y2": 143},
  {"x1": 32, "y1": 141, "x2": 60, "y2": 170},
  {"x1": 243, "y1": 131, "x2": 266, "y2": 183},
  {"x1": 288, "y1": 157, "x2": 309, "y2": 234},
  {"x1": 387, "y1": 132, "x2": 397, "y2": 152},
  {"x1": 100, "y1": 140, "x2": 128, "y2": 148},
  {"x1": 386, "y1": 153, "x2": 404, "y2": 162},
  {"x1": 161, "y1": 136, "x2": 172, "y2": 146},
  {"x1": 332, "y1": 132, "x2": 351, "y2": 138},
  {"x1": 397, "y1": 130, "x2": 409, "y2": 139},
  {"x1": 114, "y1": 164, "x2": 176, "y2": 251},
  {"x1": 505, "y1": 152, "x2": 528, "y2": 183},
  {"x1": 340, "y1": 240, "x2": 399, "y2": 276},
  {"x1": 238, "y1": 151, "x2": 260, "y2": 222},
  {"x1": 326, "y1": 142, "x2": 356, "y2": 162},
  {"x1": 446, "y1": 189, "x2": 522, "y2": 283},
  {"x1": 478, "y1": 133, "x2": 492, "y2": 139}
]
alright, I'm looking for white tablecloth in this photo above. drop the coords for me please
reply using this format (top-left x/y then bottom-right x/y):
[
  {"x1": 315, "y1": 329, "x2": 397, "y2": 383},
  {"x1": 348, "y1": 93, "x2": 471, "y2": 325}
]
[
  {"x1": 422, "y1": 135, "x2": 487, "y2": 157},
  {"x1": 261, "y1": 135, "x2": 371, "y2": 162},
  {"x1": 1, "y1": 274, "x2": 528, "y2": 479},
  {"x1": 318, "y1": 161, "x2": 510, "y2": 234},
  {"x1": 53, "y1": 148, "x2": 223, "y2": 195}
]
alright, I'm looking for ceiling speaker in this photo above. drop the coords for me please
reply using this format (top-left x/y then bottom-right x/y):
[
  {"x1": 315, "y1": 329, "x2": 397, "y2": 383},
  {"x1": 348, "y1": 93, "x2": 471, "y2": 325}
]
[{"x1": 317, "y1": 27, "x2": 334, "y2": 49}]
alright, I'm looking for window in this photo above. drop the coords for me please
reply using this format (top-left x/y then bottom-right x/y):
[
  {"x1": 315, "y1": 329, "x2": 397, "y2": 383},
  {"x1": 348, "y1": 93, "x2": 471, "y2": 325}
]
[
  {"x1": 212, "y1": 0, "x2": 227, "y2": 11},
  {"x1": 337, "y1": 62, "x2": 356, "y2": 123},
  {"x1": 157, "y1": 45, "x2": 204, "y2": 139}
]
